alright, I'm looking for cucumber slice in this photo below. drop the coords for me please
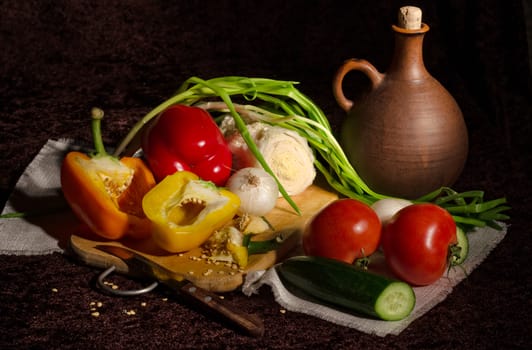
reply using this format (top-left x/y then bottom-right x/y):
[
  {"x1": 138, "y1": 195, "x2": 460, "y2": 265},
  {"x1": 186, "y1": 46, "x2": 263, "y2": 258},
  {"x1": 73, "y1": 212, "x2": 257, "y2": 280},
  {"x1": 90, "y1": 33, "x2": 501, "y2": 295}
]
[
  {"x1": 276, "y1": 256, "x2": 416, "y2": 321},
  {"x1": 451, "y1": 226, "x2": 469, "y2": 266}
]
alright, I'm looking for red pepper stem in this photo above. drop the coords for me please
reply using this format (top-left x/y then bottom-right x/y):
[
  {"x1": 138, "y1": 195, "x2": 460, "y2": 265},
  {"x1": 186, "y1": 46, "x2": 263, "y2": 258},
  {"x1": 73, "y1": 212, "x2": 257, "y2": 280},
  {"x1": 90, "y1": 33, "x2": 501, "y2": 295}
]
[{"x1": 91, "y1": 107, "x2": 108, "y2": 157}]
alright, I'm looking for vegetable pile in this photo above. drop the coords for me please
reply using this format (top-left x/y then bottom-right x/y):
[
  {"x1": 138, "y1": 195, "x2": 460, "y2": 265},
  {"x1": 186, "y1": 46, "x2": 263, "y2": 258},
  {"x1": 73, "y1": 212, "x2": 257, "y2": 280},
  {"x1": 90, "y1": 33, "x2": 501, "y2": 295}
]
[
  {"x1": 56, "y1": 75, "x2": 509, "y2": 321},
  {"x1": 115, "y1": 76, "x2": 509, "y2": 231}
]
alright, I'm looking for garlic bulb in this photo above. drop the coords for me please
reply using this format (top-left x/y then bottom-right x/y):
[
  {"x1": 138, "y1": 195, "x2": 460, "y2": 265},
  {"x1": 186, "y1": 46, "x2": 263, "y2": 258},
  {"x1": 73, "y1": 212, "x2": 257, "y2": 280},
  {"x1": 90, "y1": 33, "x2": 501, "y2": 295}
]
[
  {"x1": 222, "y1": 118, "x2": 316, "y2": 196},
  {"x1": 226, "y1": 167, "x2": 278, "y2": 216}
]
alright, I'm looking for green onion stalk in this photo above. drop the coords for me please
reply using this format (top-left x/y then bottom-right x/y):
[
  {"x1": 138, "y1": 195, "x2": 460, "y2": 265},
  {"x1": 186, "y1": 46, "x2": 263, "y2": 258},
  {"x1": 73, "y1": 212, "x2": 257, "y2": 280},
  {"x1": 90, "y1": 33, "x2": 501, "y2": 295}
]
[{"x1": 114, "y1": 76, "x2": 509, "y2": 232}]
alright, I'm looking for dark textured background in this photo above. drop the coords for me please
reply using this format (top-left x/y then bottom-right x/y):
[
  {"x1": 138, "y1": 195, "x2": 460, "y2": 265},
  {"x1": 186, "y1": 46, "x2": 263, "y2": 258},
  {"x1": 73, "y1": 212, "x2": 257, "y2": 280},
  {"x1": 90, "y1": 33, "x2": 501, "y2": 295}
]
[{"x1": 1, "y1": 0, "x2": 531, "y2": 348}]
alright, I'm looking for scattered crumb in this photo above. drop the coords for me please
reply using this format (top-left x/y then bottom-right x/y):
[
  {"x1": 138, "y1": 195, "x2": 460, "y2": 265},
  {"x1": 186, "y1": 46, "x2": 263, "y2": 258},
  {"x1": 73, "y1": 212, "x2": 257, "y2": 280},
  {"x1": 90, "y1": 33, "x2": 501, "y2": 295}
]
[
  {"x1": 124, "y1": 309, "x2": 136, "y2": 316},
  {"x1": 103, "y1": 281, "x2": 120, "y2": 290},
  {"x1": 88, "y1": 301, "x2": 104, "y2": 317}
]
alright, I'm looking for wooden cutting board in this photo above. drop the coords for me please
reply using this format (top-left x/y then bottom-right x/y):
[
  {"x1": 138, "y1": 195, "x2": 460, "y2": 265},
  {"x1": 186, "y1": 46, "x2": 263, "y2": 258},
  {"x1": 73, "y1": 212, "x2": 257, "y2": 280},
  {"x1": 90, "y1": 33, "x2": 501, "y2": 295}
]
[{"x1": 70, "y1": 185, "x2": 338, "y2": 292}]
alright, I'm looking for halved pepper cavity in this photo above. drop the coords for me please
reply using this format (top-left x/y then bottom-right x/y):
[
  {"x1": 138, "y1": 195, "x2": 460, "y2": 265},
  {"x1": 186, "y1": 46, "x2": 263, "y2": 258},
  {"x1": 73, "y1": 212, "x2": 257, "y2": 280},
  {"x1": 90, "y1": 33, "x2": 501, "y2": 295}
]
[
  {"x1": 142, "y1": 171, "x2": 240, "y2": 253},
  {"x1": 61, "y1": 108, "x2": 156, "y2": 240}
]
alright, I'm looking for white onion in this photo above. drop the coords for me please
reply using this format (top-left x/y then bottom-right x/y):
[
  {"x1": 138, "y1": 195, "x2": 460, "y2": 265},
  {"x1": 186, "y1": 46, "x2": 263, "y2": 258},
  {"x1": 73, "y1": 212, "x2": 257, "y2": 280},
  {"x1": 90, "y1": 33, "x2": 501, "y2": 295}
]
[
  {"x1": 226, "y1": 167, "x2": 279, "y2": 216},
  {"x1": 221, "y1": 118, "x2": 316, "y2": 196},
  {"x1": 371, "y1": 198, "x2": 413, "y2": 225}
]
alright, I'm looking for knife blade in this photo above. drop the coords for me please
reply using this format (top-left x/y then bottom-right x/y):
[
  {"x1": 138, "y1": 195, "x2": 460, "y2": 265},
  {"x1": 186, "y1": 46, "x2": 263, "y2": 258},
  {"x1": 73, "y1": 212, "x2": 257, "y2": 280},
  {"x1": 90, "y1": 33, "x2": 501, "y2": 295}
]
[{"x1": 94, "y1": 244, "x2": 264, "y2": 337}]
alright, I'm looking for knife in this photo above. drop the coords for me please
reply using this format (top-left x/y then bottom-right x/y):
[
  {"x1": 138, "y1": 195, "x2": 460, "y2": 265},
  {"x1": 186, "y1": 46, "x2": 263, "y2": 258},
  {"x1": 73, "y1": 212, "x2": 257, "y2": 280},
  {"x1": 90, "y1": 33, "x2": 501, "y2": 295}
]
[{"x1": 94, "y1": 244, "x2": 264, "y2": 337}]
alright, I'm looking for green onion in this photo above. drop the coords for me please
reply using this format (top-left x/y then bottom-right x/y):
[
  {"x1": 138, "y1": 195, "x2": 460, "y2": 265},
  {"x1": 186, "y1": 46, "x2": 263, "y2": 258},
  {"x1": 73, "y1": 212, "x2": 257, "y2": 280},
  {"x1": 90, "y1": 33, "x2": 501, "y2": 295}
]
[
  {"x1": 115, "y1": 76, "x2": 509, "y2": 230},
  {"x1": 245, "y1": 233, "x2": 286, "y2": 255},
  {"x1": 0, "y1": 206, "x2": 68, "y2": 219}
]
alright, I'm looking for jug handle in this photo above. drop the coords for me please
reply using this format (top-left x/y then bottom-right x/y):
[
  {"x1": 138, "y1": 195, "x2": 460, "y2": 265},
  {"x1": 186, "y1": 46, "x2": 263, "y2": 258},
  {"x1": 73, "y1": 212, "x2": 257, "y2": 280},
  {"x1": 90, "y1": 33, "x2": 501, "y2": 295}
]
[{"x1": 332, "y1": 58, "x2": 384, "y2": 112}]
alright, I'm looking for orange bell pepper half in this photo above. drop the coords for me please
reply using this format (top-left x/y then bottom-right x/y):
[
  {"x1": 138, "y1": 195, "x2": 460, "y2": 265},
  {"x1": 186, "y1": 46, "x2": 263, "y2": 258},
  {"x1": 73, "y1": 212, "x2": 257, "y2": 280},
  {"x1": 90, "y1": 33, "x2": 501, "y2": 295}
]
[{"x1": 61, "y1": 108, "x2": 156, "y2": 240}]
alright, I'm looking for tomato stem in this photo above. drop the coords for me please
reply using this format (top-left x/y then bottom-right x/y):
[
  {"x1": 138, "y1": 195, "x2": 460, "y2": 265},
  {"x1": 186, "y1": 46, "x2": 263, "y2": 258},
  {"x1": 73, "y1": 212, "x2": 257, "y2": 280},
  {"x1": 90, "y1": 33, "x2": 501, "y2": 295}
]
[
  {"x1": 448, "y1": 243, "x2": 462, "y2": 265},
  {"x1": 447, "y1": 242, "x2": 469, "y2": 279},
  {"x1": 447, "y1": 243, "x2": 469, "y2": 277}
]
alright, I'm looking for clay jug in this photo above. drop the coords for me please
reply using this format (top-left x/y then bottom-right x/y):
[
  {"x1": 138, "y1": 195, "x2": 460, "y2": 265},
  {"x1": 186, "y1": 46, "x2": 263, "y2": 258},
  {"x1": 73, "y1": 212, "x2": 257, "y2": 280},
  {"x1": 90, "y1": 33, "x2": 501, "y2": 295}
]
[{"x1": 333, "y1": 6, "x2": 468, "y2": 199}]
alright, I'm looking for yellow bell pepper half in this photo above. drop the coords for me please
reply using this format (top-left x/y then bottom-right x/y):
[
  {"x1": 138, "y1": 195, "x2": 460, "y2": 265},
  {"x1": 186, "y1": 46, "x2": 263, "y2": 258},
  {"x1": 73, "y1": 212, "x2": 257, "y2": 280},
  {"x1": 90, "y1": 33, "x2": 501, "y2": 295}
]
[{"x1": 142, "y1": 171, "x2": 241, "y2": 253}]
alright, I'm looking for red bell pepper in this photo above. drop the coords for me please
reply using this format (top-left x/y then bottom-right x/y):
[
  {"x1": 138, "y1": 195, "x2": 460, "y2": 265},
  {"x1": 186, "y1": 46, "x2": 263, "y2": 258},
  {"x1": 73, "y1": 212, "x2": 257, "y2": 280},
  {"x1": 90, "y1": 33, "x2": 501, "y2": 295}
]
[{"x1": 142, "y1": 105, "x2": 232, "y2": 186}]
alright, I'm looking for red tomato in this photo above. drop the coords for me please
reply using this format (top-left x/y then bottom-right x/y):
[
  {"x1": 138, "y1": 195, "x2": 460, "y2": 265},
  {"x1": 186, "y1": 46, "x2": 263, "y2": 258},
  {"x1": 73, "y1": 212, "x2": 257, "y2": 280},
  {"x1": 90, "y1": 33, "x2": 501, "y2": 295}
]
[
  {"x1": 302, "y1": 199, "x2": 381, "y2": 264},
  {"x1": 381, "y1": 203, "x2": 457, "y2": 286}
]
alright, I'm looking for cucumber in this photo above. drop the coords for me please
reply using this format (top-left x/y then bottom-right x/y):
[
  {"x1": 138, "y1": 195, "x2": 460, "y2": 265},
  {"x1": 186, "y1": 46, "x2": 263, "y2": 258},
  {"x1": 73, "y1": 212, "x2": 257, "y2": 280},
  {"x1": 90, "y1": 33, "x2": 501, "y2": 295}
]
[
  {"x1": 451, "y1": 226, "x2": 469, "y2": 266},
  {"x1": 276, "y1": 256, "x2": 416, "y2": 321}
]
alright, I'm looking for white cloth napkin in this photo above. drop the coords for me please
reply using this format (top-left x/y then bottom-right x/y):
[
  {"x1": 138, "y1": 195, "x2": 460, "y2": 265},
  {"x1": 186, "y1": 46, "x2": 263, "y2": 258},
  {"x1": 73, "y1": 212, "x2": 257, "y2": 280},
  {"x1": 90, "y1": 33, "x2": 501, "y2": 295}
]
[
  {"x1": 0, "y1": 139, "x2": 84, "y2": 255},
  {"x1": 242, "y1": 224, "x2": 507, "y2": 337},
  {"x1": 1, "y1": 139, "x2": 508, "y2": 337}
]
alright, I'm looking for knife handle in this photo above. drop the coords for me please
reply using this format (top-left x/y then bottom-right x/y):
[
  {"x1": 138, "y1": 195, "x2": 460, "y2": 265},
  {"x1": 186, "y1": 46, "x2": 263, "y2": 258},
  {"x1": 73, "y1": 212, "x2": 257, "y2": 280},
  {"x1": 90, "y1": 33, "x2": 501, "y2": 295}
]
[{"x1": 179, "y1": 282, "x2": 265, "y2": 337}]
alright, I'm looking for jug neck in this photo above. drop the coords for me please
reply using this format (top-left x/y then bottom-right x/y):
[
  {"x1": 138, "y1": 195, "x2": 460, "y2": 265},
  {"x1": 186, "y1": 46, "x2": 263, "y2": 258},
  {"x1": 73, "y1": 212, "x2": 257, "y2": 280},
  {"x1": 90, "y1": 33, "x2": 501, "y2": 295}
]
[{"x1": 388, "y1": 23, "x2": 431, "y2": 80}]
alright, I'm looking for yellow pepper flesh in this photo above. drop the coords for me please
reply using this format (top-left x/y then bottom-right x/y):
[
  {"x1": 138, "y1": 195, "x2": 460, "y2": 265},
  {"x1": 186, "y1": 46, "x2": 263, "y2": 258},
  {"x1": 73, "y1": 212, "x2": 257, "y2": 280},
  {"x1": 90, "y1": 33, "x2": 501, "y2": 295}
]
[
  {"x1": 142, "y1": 171, "x2": 240, "y2": 253},
  {"x1": 227, "y1": 241, "x2": 249, "y2": 268}
]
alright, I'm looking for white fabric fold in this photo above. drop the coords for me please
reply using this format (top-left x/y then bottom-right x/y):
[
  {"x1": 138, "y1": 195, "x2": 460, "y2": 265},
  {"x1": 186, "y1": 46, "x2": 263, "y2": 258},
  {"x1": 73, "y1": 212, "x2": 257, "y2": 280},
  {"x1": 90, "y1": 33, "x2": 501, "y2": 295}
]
[
  {"x1": 242, "y1": 224, "x2": 507, "y2": 337},
  {"x1": 0, "y1": 139, "x2": 83, "y2": 255}
]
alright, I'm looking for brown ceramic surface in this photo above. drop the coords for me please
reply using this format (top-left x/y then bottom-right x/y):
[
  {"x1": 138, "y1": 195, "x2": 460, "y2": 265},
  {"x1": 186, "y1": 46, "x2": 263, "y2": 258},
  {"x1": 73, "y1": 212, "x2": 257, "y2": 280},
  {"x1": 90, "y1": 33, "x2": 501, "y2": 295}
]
[{"x1": 333, "y1": 24, "x2": 468, "y2": 199}]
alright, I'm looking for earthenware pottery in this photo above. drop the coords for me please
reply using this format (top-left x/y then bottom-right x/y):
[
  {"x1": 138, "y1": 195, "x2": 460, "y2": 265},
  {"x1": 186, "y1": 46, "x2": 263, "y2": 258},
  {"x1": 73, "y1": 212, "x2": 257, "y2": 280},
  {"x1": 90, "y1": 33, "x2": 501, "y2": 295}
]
[{"x1": 333, "y1": 7, "x2": 468, "y2": 199}]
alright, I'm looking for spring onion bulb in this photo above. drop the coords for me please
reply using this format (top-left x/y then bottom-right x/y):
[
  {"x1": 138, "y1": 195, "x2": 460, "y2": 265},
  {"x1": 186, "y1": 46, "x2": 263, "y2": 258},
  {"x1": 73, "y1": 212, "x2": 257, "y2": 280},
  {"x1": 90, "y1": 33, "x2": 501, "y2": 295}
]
[
  {"x1": 227, "y1": 167, "x2": 279, "y2": 216},
  {"x1": 371, "y1": 198, "x2": 413, "y2": 225}
]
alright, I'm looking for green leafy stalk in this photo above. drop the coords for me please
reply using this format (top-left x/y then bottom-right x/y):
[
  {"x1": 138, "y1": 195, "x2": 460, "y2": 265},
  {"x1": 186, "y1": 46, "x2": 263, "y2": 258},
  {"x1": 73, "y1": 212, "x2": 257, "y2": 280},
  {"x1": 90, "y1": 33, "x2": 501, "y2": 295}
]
[
  {"x1": 114, "y1": 76, "x2": 510, "y2": 228},
  {"x1": 182, "y1": 77, "x2": 300, "y2": 215},
  {"x1": 245, "y1": 233, "x2": 286, "y2": 255},
  {"x1": 0, "y1": 206, "x2": 68, "y2": 219},
  {"x1": 416, "y1": 187, "x2": 509, "y2": 231},
  {"x1": 114, "y1": 77, "x2": 302, "y2": 214}
]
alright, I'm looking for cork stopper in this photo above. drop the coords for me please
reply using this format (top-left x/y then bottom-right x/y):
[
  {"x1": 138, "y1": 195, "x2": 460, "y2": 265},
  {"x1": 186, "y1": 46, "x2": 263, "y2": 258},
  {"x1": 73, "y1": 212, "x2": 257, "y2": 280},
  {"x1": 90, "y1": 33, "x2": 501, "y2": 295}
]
[{"x1": 398, "y1": 6, "x2": 422, "y2": 30}]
